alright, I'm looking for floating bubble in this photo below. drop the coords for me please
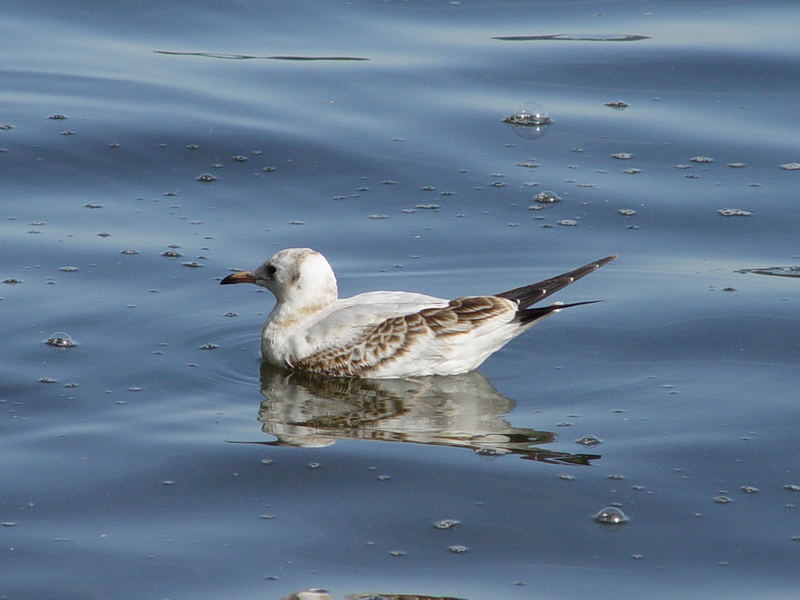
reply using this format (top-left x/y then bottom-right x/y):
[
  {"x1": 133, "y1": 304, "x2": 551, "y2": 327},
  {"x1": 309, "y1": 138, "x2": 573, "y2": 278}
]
[
  {"x1": 780, "y1": 162, "x2": 800, "y2": 170},
  {"x1": 448, "y1": 544, "x2": 469, "y2": 553},
  {"x1": 474, "y1": 447, "x2": 510, "y2": 458},
  {"x1": 434, "y1": 519, "x2": 461, "y2": 530},
  {"x1": 46, "y1": 332, "x2": 76, "y2": 348},
  {"x1": 714, "y1": 495, "x2": 733, "y2": 504},
  {"x1": 691, "y1": 156, "x2": 714, "y2": 163},
  {"x1": 718, "y1": 208, "x2": 753, "y2": 217},
  {"x1": 504, "y1": 102, "x2": 551, "y2": 139},
  {"x1": 576, "y1": 435, "x2": 602, "y2": 447},
  {"x1": 533, "y1": 190, "x2": 561, "y2": 204},
  {"x1": 593, "y1": 506, "x2": 629, "y2": 525},
  {"x1": 196, "y1": 173, "x2": 217, "y2": 182}
]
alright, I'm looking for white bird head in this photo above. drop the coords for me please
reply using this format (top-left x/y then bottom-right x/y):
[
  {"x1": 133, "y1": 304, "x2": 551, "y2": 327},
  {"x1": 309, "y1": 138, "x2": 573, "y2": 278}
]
[{"x1": 221, "y1": 248, "x2": 339, "y2": 310}]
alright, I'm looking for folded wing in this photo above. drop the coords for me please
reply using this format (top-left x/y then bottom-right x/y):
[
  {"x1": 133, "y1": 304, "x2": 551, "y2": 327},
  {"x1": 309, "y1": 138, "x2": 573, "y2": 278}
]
[{"x1": 293, "y1": 295, "x2": 517, "y2": 377}]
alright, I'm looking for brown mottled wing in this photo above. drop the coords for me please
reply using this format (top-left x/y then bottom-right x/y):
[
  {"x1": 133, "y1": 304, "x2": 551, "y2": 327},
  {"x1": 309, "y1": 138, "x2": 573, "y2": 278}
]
[
  {"x1": 292, "y1": 296, "x2": 515, "y2": 377},
  {"x1": 496, "y1": 255, "x2": 617, "y2": 309}
]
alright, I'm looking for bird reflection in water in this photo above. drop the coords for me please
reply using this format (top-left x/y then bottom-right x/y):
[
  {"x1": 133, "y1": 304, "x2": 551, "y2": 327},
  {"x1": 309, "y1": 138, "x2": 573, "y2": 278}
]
[
  {"x1": 242, "y1": 363, "x2": 600, "y2": 467},
  {"x1": 282, "y1": 589, "x2": 467, "y2": 600}
]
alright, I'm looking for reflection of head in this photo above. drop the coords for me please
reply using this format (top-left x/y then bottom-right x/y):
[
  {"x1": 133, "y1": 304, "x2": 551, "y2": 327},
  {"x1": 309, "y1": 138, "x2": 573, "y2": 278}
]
[
  {"x1": 254, "y1": 364, "x2": 600, "y2": 466},
  {"x1": 282, "y1": 589, "x2": 333, "y2": 600},
  {"x1": 270, "y1": 435, "x2": 336, "y2": 448}
]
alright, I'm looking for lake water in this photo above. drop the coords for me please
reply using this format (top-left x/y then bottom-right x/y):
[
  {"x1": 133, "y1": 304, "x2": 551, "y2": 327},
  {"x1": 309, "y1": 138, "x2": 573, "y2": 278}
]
[{"x1": 2, "y1": 1, "x2": 799, "y2": 598}]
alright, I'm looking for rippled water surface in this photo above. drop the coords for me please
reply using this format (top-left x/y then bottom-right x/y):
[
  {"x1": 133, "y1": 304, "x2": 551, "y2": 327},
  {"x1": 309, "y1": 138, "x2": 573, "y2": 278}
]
[{"x1": 2, "y1": 1, "x2": 799, "y2": 599}]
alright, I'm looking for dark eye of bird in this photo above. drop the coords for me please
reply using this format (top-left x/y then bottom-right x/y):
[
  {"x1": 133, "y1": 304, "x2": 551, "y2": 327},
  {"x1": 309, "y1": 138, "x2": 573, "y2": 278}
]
[{"x1": 267, "y1": 264, "x2": 277, "y2": 277}]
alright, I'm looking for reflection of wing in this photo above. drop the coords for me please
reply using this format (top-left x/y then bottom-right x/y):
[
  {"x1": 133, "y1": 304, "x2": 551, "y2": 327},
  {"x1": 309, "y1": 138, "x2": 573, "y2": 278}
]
[
  {"x1": 248, "y1": 363, "x2": 601, "y2": 466},
  {"x1": 348, "y1": 595, "x2": 467, "y2": 600},
  {"x1": 281, "y1": 588, "x2": 469, "y2": 600}
]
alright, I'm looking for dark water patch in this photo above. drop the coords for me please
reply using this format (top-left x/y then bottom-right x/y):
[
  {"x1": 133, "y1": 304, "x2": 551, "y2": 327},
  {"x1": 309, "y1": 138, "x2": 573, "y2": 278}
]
[
  {"x1": 493, "y1": 33, "x2": 650, "y2": 42},
  {"x1": 737, "y1": 266, "x2": 800, "y2": 278},
  {"x1": 154, "y1": 50, "x2": 370, "y2": 61}
]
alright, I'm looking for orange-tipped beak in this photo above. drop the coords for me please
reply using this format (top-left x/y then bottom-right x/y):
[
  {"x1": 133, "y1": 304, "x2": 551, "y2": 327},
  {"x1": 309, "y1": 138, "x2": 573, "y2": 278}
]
[{"x1": 220, "y1": 270, "x2": 257, "y2": 285}]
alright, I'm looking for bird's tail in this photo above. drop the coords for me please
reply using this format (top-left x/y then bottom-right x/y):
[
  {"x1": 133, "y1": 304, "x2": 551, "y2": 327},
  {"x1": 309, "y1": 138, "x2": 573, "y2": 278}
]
[{"x1": 517, "y1": 300, "x2": 603, "y2": 325}]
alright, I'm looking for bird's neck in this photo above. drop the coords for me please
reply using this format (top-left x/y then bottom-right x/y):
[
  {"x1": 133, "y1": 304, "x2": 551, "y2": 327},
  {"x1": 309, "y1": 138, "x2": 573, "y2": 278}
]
[{"x1": 267, "y1": 291, "x2": 336, "y2": 329}]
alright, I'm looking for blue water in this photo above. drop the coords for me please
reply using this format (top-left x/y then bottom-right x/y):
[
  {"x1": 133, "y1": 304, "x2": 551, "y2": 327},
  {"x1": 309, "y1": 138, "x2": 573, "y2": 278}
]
[{"x1": 2, "y1": 1, "x2": 799, "y2": 598}]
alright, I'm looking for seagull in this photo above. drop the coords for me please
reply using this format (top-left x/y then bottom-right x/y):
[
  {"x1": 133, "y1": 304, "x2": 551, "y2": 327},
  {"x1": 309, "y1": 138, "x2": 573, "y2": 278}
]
[{"x1": 221, "y1": 248, "x2": 616, "y2": 379}]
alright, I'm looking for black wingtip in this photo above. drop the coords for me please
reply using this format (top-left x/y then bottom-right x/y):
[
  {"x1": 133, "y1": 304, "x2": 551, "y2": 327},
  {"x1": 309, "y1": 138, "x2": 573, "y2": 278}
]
[
  {"x1": 597, "y1": 255, "x2": 618, "y2": 267},
  {"x1": 496, "y1": 255, "x2": 617, "y2": 309}
]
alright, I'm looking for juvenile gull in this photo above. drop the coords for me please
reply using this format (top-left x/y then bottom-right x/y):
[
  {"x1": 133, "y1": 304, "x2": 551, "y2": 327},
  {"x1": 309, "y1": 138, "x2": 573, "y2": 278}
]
[{"x1": 220, "y1": 248, "x2": 616, "y2": 379}]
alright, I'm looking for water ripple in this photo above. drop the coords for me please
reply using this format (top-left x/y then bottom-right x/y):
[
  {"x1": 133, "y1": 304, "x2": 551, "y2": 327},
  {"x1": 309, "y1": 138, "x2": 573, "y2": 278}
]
[{"x1": 154, "y1": 50, "x2": 369, "y2": 61}]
